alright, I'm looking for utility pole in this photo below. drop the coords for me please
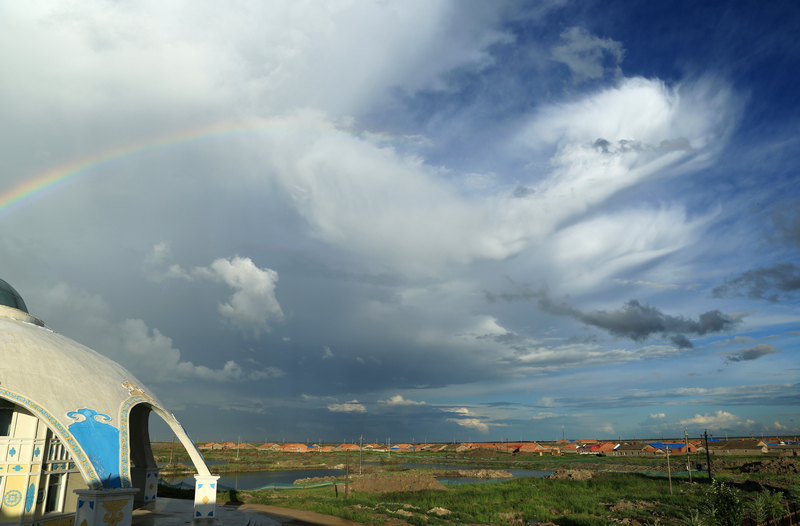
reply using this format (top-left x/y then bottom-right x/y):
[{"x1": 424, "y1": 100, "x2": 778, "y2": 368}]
[
  {"x1": 666, "y1": 445, "x2": 673, "y2": 495},
  {"x1": 685, "y1": 430, "x2": 692, "y2": 483},
  {"x1": 359, "y1": 435, "x2": 363, "y2": 475},
  {"x1": 345, "y1": 451, "x2": 350, "y2": 499},
  {"x1": 704, "y1": 430, "x2": 713, "y2": 482},
  {"x1": 237, "y1": 435, "x2": 241, "y2": 460},
  {"x1": 169, "y1": 434, "x2": 176, "y2": 465}
]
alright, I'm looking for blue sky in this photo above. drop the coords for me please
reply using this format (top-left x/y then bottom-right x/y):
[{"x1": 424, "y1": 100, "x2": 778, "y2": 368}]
[{"x1": 1, "y1": 0, "x2": 798, "y2": 443}]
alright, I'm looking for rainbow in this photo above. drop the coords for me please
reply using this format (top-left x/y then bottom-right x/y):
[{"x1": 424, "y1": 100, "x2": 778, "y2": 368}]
[{"x1": 0, "y1": 117, "x2": 352, "y2": 218}]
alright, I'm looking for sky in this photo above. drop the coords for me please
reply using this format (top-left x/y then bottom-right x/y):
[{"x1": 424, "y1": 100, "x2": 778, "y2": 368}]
[{"x1": 2, "y1": 0, "x2": 799, "y2": 444}]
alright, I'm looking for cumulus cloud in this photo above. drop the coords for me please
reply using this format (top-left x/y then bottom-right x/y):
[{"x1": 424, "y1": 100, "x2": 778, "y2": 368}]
[
  {"x1": 678, "y1": 410, "x2": 738, "y2": 428},
  {"x1": 327, "y1": 400, "x2": 367, "y2": 413},
  {"x1": 551, "y1": 27, "x2": 624, "y2": 82},
  {"x1": 145, "y1": 246, "x2": 283, "y2": 336},
  {"x1": 38, "y1": 283, "x2": 283, "y2": 384},
  {"x1": 650, "y1": 413, "x2": 665, "y2": 419},
  {"x1": 724, "y1": 344, "x2": 781, "y2": 364},
  {"x1": 487, "y1": 286, "x2": 739, "y2": 348},
  {"x1": 322, "y1": 346, "x2": 334, "y2": 359},
  {"x1": 712, "y1": 262, "x2": 800, "y2": 302},
  {"x1": 378, "y1": 395, "x2": 426, "y2": 406},
  {"x1": 211, "y1": 257, "x2": 284, "y2": 336},
  {"x1": 447, "y1": 418, "x2": 489, "y2": 432}
]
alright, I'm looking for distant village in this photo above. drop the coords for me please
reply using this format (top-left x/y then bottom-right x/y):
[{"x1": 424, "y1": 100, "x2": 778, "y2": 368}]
[{"x1": 198, "y1": 437, "x2": 799, "y2": 457}]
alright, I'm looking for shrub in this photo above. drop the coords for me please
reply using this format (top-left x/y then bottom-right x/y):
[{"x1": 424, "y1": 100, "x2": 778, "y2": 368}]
[
  {"x1": 748, "y1": 491, "x2": 770, "y2": 525},
  {"x1": 763, "y1": 489, "x2": 786, "y2": 520},
  {"x1": 700, "y1": 479, "x2": 743, "y2": 526}
]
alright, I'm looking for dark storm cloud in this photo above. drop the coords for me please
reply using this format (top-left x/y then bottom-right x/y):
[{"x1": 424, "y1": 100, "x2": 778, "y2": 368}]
[
  {"x1": 669, "y1": 334, "x2": 694, "y2": 349},
  {"x1": 725, "y1": 344, "x2": 781, "y2": 364},
  {"x1": 486, "y1": 286, "x2": 739, "y2": 346},
  {"x1": 712, "y1": 262, "x2": 800, "y2": 302}
]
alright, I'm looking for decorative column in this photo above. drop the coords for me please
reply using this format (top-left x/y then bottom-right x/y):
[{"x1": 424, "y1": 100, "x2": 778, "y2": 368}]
[
  {"x1": 130, "y1": 466, "x2": 159, "y2": 505},
  {"x1": 74, "y1": 488, "x2": 138, "y2": 526},
  {"x1": 143, "y1": 467, "x2": 159, "y2": 503},
  {"x1": 193, "y1": 474, "x2": 219, "y2": 519}
]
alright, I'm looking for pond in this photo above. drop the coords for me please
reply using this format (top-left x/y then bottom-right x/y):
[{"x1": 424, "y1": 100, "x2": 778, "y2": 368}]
[{"x1": 164, "y1": 468, "x2": 346, "y2": 490}]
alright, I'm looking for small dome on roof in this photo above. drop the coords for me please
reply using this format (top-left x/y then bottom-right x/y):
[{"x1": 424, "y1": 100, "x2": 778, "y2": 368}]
[{"x1": 0, "y1": 278, "x2": 28, "y2": 313}]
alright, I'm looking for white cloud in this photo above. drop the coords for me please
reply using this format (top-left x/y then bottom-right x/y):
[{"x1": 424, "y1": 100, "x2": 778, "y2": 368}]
[
  {"x1": 773, "y1": 421, "x2": 787, "y2": 430},
  {"x1": 447, "y1": 418, "x2": 489, "y2": 432},
  {"x1": 649, "y1": 413, "x2": 665, "y2": 419},
  {"x1": 378, "y1": 395, "x2": 426, "y2": 406},
  {"x1": 521, "y1": 76, "x2": 737, "y2": 152},
  {"x1": 503, "y1": 342, "x2": 686, "y2": 373},
  {"x1": 0, "y1": 2, "x2": 512, "y2": 120},
  {"x1": 252, "y1": 75, "x2": 737, "y2": 279},
  {"x1": 551, "y1": 206, "x2": 711, "y2": 291},
  {"x1": 530, "y1": 412, "x2": 559, "y2": 420},
  {"x1": 211, "y1": 257, "x2": 284, "y2": 336},
  {"x1": 678, "y1": 410, "x2": 738, "y2": 428},
  {"x1": 322, "y1": 346, "x2": 334, "y2": 359},
  {"x1": 327, "y1": 400, "x2": 366, "y2": 413},
  {"x1": 442, "y1": 407, "x2": 475, "y2": 416},
  {"x1": 144, "y1": 241, "x2": 171, "y2": 266},
  {"x1": 145, "y1": 248, "x2": 283, "y2": 336}
]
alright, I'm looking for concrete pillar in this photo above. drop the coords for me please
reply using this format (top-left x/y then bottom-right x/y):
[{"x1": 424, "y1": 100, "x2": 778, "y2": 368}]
[
  {"x1": 131, "y1": 467, "x2": 159, "y2": 505},
  {"x1": 193, "y1": 474, "x2": 219, "y2": 519},
  {"x1": 74, "y1": 488, "x2": 138, "y2": 526}
]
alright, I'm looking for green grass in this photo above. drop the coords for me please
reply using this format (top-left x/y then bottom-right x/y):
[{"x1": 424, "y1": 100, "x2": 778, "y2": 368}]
[{"x1": 245, "y1": 472, "x2": 709, "y2": 526}]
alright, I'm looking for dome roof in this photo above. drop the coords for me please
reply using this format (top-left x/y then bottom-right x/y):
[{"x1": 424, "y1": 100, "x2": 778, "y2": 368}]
[
  {"x1": 0, "y1": 278, "x2": 28, "y2": 313},
  {"x1": 0, "y1": 305, "x2": 163, "y2": 489}
]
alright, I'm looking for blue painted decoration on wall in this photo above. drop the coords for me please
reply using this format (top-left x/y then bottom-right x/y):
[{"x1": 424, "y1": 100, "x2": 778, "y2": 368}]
[
  {"x1": 4, "y1": 490, "x2": 22, "y2": 507},
  {"x1": 25, "y1": 484, "x2": 35, "y2": 512},
  {"x1": 67, "y1": 408, "x2": 122, "y2": 488}
]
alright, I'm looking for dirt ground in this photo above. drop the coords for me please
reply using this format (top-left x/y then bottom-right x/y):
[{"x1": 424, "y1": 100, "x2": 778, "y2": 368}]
[
  {"x1": 348, "y1": 473, "x2": 449, "y2": 493},
  {"x1": 738, "y1": 457, "x2": 800, "y2": 474},
  {"x1": 548, "y1": 469, "x2": 593, "y2": 480}
]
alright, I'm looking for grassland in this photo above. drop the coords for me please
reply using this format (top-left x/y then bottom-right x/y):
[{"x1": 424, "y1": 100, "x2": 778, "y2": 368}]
[{"x1": 150, "y1": 445, "x2": 800, "y2": 526}]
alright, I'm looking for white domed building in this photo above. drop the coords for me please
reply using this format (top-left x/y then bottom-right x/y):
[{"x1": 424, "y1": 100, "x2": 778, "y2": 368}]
[{"x1": 0, "y1": 279, "x2": 218, "y2": 526}]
